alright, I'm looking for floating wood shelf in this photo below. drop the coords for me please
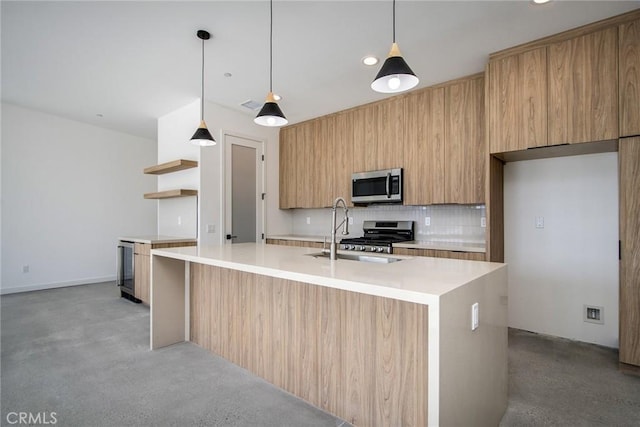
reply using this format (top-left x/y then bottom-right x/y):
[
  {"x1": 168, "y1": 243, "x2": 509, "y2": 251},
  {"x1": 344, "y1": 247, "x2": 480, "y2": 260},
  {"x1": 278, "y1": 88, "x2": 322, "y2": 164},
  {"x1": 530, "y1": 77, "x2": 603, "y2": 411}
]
[
  {"x1": 144, "y1": 159, "x2": 198, "y2": 175},
  {"x1": 144, "y1": 189, "x2": 198, "y2": 199}
]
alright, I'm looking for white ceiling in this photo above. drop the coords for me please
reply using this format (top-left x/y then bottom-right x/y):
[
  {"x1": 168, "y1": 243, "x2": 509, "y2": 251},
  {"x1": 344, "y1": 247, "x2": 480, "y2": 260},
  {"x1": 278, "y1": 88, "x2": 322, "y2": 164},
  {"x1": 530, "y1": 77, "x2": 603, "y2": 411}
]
[{"x1": 2, "y1": 1, "x2": 639, "y2": 140}]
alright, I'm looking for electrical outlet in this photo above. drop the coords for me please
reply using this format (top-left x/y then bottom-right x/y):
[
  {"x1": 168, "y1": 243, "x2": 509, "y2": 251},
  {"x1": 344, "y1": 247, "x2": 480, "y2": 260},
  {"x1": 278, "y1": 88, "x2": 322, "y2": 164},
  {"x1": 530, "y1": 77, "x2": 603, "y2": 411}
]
[
  {"x1": 348, "y1": 217, "x2": 354, "y2": 225},
  {"x1": 471, "y1": 303, "x2": 479, "y2": 331},
  {"x1": 22, "y1": 265, "x2": 29, "y2": 273},
  {"x1": 535, "y1": 216, "x2": 544, "y2": 229},
  {"x1": 425, "y1": 217, "x2": 431, "y2": 226},
  {"x1": 206, "y1": 224, "x2": 215, "y2": 233},
  {"x1": 306, "y1": 217, "x2": 311, "y2": 225},
  {"x1": 481, "y1": 217, "x2": 486, "y2": 228},
  {"x1": 584, "y1": 305, "x2": 604, "y2": 324}
]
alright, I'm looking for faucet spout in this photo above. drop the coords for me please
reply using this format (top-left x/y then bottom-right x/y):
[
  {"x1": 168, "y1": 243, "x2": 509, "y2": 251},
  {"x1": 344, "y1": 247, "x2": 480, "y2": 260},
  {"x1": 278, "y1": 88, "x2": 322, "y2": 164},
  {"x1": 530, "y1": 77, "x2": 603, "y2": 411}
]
[{"x1": 330, "y1": 197, "x2": 349, "y2": 260}]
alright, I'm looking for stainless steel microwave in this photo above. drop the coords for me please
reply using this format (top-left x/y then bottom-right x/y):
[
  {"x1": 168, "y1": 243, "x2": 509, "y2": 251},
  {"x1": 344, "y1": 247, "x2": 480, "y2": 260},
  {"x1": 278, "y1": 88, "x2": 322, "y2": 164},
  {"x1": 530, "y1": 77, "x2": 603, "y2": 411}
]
[{"x1": 351, "y1": 168, "x2": 403, "y2": 205}]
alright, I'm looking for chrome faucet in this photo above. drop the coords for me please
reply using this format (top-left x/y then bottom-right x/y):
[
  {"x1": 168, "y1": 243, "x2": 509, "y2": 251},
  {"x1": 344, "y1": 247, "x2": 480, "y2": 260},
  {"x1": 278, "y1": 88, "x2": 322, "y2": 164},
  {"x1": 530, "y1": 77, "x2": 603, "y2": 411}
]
[{"x1": 330, "y1": 197, "x2": 349, "y2": 260}]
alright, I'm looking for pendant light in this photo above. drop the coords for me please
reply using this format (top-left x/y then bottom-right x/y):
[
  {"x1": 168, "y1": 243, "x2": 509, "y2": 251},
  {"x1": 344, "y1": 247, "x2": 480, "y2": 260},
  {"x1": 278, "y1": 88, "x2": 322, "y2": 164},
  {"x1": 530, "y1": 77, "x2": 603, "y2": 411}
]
[
  {"x1": 190, "y1": 30, "x2": 216, "y2": 146},
  {"x1": 371, "y1": 0, "x2": 419, "y2": 94},
  {"x1": 254, "y1": 0, "x2": 288, "y2": 127}
]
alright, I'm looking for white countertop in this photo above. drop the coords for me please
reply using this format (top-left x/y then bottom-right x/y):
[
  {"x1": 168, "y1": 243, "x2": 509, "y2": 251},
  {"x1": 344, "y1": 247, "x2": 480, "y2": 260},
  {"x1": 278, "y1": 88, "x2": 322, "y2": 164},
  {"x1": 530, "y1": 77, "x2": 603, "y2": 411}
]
[
  {"x1": 152, "y1": 243, "x2": 503, "y2": 305},
  {"x1": 119, "y1": 235, "x2": 197, "y2": 244},
  {"x1": 267, "y1": 234, "x2": 486, "y2": 253}
]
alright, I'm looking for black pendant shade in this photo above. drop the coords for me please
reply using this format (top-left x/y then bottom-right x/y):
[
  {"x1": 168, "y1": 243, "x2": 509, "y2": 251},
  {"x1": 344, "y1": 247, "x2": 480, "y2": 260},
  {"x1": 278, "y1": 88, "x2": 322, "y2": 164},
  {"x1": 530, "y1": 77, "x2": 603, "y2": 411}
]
[
  {"x1": 371, "y1": 0, "x2": 419, "y2": 94},
  {"x1": 190, "y1": 121, "x2": 216, "y2": 146},
  {"x1": 255, "y1": 0, "x2": 288, "y2": 127},
  {"x1": 255, "y1": 92, "x2": 287, "y2": 127},
  {"x1": 371, "y1": 46, "x2": 419, "y2": 93},
  {"x1": 190, "y1": 30, "x2": 216, "y2": 146}
]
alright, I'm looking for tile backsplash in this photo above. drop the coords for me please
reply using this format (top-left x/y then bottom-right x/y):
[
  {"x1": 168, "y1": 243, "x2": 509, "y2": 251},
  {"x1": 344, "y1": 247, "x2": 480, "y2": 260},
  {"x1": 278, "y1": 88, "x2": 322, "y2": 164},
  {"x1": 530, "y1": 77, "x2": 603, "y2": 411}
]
[{"x1": 291, "y1": 204, "x2": 486, "y2": 244}]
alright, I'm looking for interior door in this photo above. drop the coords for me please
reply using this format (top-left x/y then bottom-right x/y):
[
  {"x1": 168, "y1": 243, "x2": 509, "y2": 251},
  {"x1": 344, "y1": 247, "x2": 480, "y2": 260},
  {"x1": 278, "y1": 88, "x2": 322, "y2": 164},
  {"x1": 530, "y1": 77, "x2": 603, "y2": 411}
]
[{"x1": 224, "y1": 133, "x2": 264, "y2": 244}]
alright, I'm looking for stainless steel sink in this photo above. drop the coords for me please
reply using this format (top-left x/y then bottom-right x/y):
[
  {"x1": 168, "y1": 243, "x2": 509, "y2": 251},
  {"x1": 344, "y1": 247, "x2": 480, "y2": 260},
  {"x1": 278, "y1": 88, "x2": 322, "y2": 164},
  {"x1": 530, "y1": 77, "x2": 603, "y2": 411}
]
[{"x1": 306, "y1": 251, "x2": 402, "y2": 264}]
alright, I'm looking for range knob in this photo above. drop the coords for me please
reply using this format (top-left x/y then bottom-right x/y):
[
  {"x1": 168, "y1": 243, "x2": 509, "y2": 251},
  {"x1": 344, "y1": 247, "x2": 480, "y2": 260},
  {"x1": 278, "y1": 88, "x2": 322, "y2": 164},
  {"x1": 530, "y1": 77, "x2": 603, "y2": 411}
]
[
  {"x1": 358, "y1": 246, "x2": 365, "y2": 251},
  {"x1": 376, "y1": 247, "x2": 384, "y2": 253},
  {"x1": 368, "y1": 247, "x2": 376, "y2": 252}
]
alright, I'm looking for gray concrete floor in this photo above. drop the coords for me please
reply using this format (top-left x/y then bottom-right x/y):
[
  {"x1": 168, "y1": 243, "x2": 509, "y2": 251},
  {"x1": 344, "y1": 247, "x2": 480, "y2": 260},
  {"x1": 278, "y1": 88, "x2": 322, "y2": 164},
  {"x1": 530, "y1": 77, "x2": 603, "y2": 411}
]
[{"x1": 2, "y1": 282, "x2": 640, "y2": 426}]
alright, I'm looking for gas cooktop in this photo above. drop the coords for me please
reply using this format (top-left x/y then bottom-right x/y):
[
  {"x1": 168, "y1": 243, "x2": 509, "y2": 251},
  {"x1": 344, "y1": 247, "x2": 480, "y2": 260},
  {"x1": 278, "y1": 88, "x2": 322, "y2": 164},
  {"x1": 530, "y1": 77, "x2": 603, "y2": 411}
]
[{"x1": 340, "y1": 220, "x2": 414, "y2": 254}]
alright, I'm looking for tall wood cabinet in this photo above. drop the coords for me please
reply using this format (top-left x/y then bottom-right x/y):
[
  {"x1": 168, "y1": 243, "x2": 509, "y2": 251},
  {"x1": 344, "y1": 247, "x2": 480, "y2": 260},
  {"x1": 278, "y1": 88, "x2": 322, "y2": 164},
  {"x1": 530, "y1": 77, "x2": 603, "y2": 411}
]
[
  {"x1": 619, "y1": 136, "x2": 640, "y2": 368},
  {"x1": 620, "y1": 18, "x2": 640, "y2": 137},
  {"x1": 445, "y1": 75, "x2": 485, "y2": 204},
  {"x1": 279, "y1": 126, "x2": 297, "y2": 209},
  {"x1": 548, "y1": 27, "x2": 618, "y2": 145},
  {"x1": 403, "y1": 87, "x2": 445, "y2": 205}
]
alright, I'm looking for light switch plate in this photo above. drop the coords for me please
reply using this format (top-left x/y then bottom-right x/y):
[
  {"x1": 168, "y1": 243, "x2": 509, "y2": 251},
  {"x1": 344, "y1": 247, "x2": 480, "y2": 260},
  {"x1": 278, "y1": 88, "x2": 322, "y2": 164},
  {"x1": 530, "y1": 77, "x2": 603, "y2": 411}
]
[
  {"x1": 425, "y1": 217, "x2": 431, "y2": 226},
  {"x1": 535, "y1": 216, "x2": 544, "y2": 229}
]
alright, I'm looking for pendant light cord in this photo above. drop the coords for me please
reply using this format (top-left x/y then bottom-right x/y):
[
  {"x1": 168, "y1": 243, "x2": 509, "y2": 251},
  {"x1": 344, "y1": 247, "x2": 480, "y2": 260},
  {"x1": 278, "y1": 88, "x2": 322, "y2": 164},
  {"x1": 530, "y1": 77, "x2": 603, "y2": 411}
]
[
  {"x1": 269, "y1": 0, "x2": 273, "y2": 93},
  {"x1": 200, "y1": 36, "x2": 205, "y2": 120},
  {"x1": 392, "y1": 0, "x2": 396, "y2": 43}
]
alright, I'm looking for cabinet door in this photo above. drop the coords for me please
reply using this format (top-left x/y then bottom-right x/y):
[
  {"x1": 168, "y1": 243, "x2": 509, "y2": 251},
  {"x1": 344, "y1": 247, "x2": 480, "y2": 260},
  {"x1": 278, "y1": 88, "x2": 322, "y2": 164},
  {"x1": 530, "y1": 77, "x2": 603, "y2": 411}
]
[
  {"x1": 548, "y1": 27, "x2": 618, "y2": 145},
  {"x1": 445, "y1": 76, "x2": 486, "y2": 204},
  {"x1": 352, "y1": 104, "x2": 378, "y2": 173},
  {"x1": 375, "y1": 97, "x2": 404, "y2": 170},
  {"x1": 134, "y1": 253, "x2": 150, "y2": 304},
  {"x1": 334, "y1": 112, "x2": 354, "y2": 204},
  {"x1": 403, "y1": 87, "x2": 445, "y2": 205},
  {"x1": 295, "y1": 124, "x2": 313, "y2": 208},
  {"x1": 488, "y1": 47, "x2": 547, "y2": 153},
  {"x1": 619, "y1": 136, "x2": 640, "y2": 367},
  {"x1": 279, "y1": 127, "x2": 297, "y2": 209},
  {"x1": 312, "y1": 116, "x2": 335, "y2": 208},
  {"x1": 620, "y1": 19, "x2": 640, "y2": 137}
]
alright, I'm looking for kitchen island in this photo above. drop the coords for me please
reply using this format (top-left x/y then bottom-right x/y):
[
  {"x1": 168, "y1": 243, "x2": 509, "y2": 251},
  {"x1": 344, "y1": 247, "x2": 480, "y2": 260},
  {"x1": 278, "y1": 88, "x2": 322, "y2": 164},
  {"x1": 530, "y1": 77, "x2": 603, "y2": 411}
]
[{"x1": 151, "y1": 243, "x2": 507, "y2": 427}]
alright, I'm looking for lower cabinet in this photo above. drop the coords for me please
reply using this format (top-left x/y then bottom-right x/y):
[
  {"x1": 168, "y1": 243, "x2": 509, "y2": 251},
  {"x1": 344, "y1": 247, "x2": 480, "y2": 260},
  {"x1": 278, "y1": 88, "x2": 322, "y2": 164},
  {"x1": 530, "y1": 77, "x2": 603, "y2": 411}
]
[
  {"x1": 134, "y1": 241, "x2": 196, "y2": 305},
  {"x1": 266, "y1": 239, "x2": 323, "y2": 249},
  {"x1": 393, "y1": 247, "x2": 486, "y2": 261}
]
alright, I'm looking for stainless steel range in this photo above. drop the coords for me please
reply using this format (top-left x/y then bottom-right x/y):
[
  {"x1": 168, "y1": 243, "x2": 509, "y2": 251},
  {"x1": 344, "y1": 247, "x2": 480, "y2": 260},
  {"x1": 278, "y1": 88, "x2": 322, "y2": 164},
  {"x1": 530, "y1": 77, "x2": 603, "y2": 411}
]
[{"x1": 339, "y1": 220, "x2": 414, "y2": 254}]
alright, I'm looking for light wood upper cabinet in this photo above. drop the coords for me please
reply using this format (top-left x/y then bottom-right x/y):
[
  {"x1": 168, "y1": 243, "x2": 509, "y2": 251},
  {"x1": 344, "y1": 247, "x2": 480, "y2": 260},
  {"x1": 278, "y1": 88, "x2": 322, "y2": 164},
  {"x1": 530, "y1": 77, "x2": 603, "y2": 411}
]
[
  {"x1": 352, "y1": 99, "x2": 404, "y2": 173},
  {"x1": 488, "y1": 47, "x2": 547, "y2": 153},
  {"x1": 375, "y1": 97, "x2": 404, "y2": 170},
  {"x1": 352, "y1": 104, "x2": 374, "y2": 173},
  {"x1": 548, "y1": 27, "x2": 618, "y2": 145},
  {"x1": 445, "y1": 75, "x2": 485, "y2": 204},
  {"x1": 620, "y1": 18, "x2": 640, "y2": 137},
  {"x1": 312, "y1": 116, "x2": 336, "y2": 208},
  {"x1": 295, "y1": 124, "x2": 314, "y2": 208},
  {"x1": 403, "y1": 87, "x2": 445, "y2": 205},
  {"x1": 279, "y1": 126, "x2": 297, "y2": 209},
  {"x1": 333, "y1": 112, "x2": 354, "y2": 203}
]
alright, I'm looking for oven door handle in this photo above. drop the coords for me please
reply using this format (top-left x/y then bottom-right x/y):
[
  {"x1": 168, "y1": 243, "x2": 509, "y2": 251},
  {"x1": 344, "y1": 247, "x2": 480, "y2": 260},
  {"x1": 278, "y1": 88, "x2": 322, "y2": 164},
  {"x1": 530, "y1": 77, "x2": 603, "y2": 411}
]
[{"x1": 385, "y1": 172, "x2": 391, "y2": 198}]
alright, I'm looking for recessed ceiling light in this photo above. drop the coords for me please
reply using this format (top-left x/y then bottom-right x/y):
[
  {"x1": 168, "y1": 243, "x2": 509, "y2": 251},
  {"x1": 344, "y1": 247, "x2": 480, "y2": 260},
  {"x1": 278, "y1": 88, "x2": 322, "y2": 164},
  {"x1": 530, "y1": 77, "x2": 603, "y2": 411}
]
[
  {"x1": 532, "y1": 0, "x2": 551, "y2": 4},
  {"x1": 362, "y1": 56, "x2": 379, "y2": 66},
  {"x1": 224, "y1": 72, "x2": 232, "y2": 77},
  {"x1": 96, "y1": 113, "x2": 103, "y2": 118}
]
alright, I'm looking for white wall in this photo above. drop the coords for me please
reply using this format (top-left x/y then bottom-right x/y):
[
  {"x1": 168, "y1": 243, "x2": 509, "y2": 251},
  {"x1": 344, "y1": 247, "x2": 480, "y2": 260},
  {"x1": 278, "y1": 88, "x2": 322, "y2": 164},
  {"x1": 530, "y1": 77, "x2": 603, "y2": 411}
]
[
  {"x1": 1, "y1": 103, "x2": 157, "y2": 294},
  {"x1": 504, "y1": 152, "x2": 619, "y2": 348},
  {"x1": 157, "y1": 99, "x2": 291, "y2": 246},
  {"x1": 156, "y1": 101, "x2": 201, "y2": 238}
]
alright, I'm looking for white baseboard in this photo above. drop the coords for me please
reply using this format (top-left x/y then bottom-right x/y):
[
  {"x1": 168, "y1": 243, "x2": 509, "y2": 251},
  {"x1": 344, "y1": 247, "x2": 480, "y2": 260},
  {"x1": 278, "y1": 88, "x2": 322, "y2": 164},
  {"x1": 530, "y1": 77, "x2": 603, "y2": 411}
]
[{"x1": 0, "y1": 275, "x2": 116, "y2": 295}]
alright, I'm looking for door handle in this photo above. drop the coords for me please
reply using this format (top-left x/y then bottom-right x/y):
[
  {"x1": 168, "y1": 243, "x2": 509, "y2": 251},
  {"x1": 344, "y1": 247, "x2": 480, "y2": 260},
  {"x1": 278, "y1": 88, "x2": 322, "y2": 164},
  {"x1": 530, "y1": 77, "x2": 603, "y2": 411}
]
[
  {"x1": 386, "y1": 172, "x2": 391, "y2": 198},
  {"x1": 226, "y1": 234, "x2": 238, "y2": 240}
]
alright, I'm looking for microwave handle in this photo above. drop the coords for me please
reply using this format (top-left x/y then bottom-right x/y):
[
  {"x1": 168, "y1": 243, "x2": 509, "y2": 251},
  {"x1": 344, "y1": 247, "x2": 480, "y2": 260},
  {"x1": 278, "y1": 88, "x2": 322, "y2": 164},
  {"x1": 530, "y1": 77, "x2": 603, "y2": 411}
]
[{"x1": 386, "y1": 172, "x2": 391, "y2": 198}]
